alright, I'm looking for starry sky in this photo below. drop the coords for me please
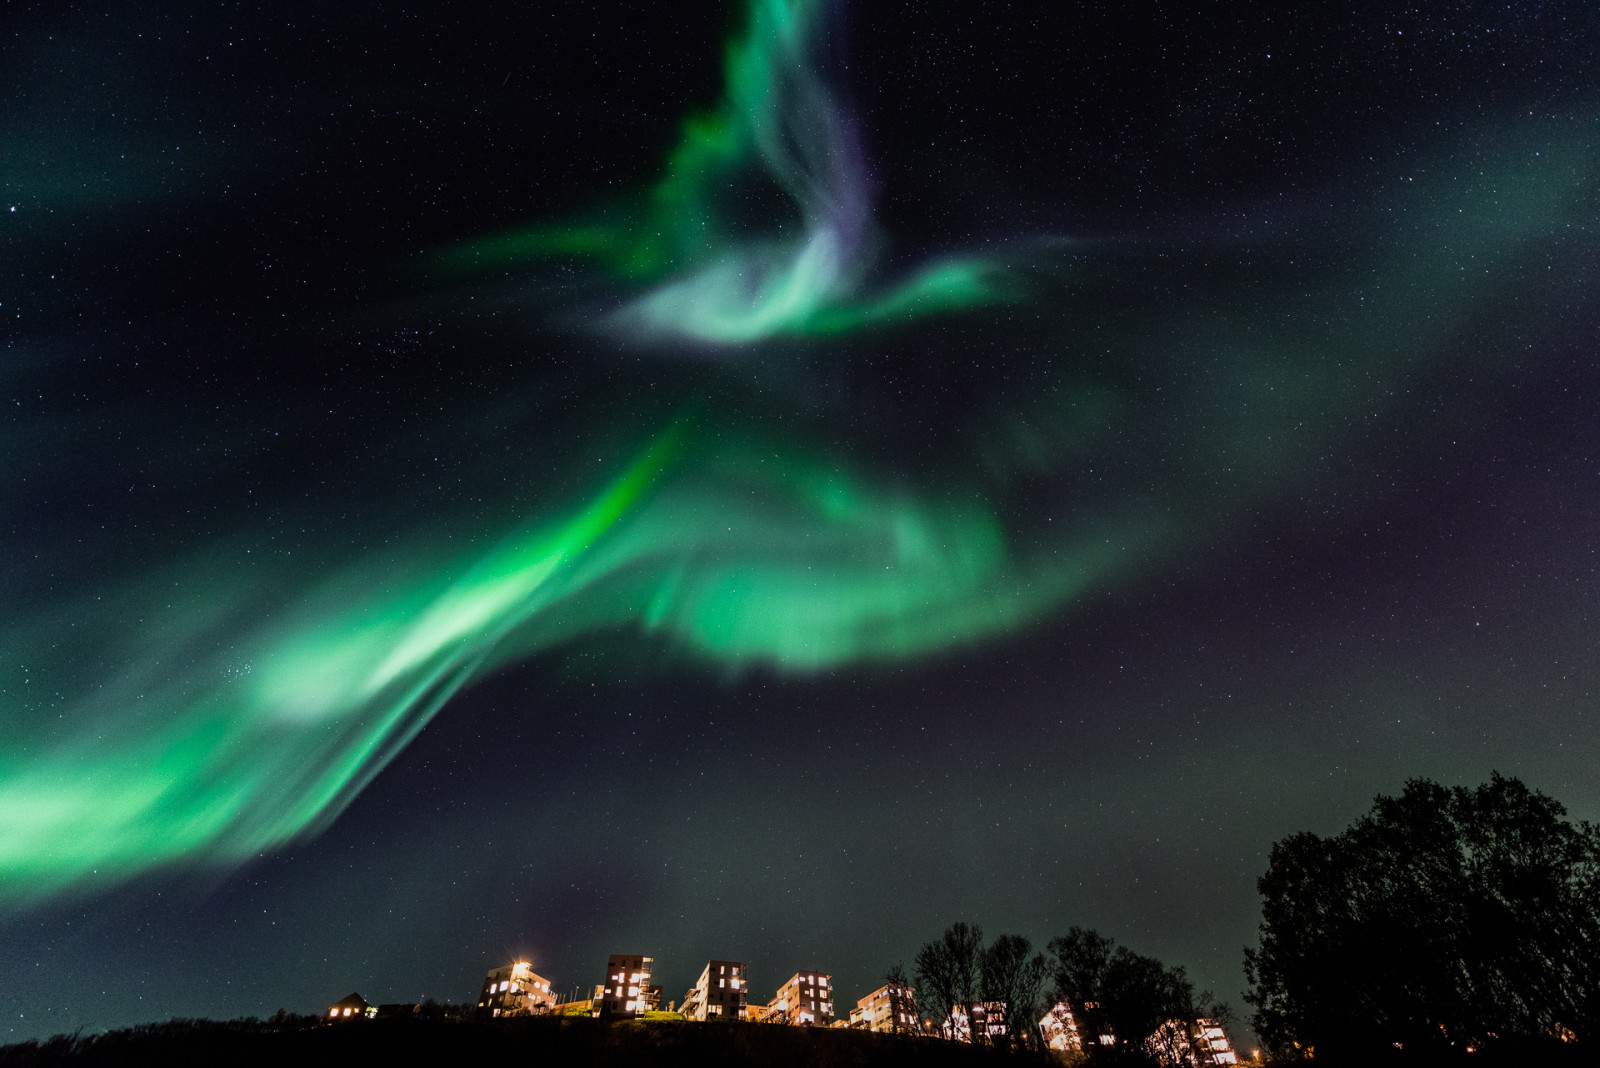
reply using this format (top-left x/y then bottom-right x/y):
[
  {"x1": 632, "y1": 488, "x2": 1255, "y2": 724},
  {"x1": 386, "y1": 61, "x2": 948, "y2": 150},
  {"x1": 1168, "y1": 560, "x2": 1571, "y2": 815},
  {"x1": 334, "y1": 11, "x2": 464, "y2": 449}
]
[{"x1": 3, "y1": 0, "x2": 1598, "y2": 1043}]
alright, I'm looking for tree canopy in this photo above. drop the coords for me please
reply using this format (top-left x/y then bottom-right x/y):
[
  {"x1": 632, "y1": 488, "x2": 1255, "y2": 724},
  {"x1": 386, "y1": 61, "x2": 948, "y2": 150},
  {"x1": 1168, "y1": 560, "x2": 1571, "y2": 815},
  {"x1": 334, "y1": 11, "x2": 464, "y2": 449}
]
[
  {"x1": 1245, "y1": 772, "x2": 1600, "y2": 1062},
  {"x1": 1048, "y1": 927, "x2": 1216, "y2": 1065}
]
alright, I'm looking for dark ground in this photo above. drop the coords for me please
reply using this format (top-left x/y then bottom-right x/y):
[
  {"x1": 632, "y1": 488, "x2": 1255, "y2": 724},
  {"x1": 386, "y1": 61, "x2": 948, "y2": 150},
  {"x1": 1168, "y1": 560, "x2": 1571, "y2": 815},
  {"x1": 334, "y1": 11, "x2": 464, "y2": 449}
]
[{"x1": 0, "y1": 1016, "x2": 1048, "y2": 1068}]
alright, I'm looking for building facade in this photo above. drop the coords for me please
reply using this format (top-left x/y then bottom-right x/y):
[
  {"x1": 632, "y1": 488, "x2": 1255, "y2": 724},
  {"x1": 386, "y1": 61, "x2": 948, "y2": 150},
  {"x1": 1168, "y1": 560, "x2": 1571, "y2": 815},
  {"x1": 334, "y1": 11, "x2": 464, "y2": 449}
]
[
  {"x1": 1038, "y1": 1002, "x2": 1085, "y2": 1053},
  {"x1": 599, "y1": 954, "x2": 655, "y2": 1018},
  {"x1": 1147, "y1": 1017, "x2": 1240, "y2": 1066},
  {"x1": 942, "y1": 1002, "x2": 1008, "y2": 1043},
  {"x1": 768, "y1": 971, "x2": 833, "y2": 1026},
  {"x1": 851, "y1": 981, "x2": 918, "y2": 1034},
  {"x1": 477, "y1": 960, "x2": 556, "y2": 1017},
  {"x1": 683, "y1": 960, "x2": 748, "y2": 1021}
]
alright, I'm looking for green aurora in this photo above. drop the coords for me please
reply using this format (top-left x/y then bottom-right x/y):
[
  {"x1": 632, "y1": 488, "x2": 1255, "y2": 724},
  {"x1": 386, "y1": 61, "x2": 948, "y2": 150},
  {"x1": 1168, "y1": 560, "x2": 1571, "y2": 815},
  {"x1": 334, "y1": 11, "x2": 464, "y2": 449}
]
[
  {"x1": 1, "y1": 0, "x2": 1595, "y2": 905},
  {"x1": 436, "y1": 0, "x2": 1007, "y2": 342}
]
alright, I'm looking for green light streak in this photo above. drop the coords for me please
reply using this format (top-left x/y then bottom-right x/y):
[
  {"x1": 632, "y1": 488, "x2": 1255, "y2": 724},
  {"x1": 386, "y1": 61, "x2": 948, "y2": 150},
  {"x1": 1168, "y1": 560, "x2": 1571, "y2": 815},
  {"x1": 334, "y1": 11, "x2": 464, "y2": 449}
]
[
  {"x1": 435, "y1": 0, "x2": 1010, "y2": 342},
  {"x1": 0, "y1": 420, "x2": 1167, "y2": 903}
]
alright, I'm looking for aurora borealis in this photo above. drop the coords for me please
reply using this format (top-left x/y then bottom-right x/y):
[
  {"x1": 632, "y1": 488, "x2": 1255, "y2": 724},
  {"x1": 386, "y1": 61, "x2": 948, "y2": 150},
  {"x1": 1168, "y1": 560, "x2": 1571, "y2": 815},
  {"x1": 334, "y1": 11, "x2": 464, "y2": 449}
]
[
  {"x1": 4, "y1": 0, "x2": 1599, "y2": 1044},
  {"x1": 440, "y1": 0, "x2": 1006, "y2": 342}
]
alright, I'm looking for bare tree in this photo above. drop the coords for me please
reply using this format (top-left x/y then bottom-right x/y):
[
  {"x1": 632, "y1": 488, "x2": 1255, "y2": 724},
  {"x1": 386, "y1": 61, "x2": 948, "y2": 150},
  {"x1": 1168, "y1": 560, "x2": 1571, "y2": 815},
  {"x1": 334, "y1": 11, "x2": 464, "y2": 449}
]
[
  {"x1": 914, "y1": 921, "x2": 983, "y2": 1039},
  {"x1": 981, "y1": 933, "x2": 1049, "y2": 1052},
  {"x1": 883, "y1": 963, "x2": 921, "y2": 1036}
]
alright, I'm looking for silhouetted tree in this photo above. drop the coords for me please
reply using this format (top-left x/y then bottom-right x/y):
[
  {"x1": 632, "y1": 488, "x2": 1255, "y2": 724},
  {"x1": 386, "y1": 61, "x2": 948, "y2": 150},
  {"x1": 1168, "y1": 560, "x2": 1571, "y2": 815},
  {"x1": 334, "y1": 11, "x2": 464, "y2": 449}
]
[
  {"x1": 1047, "y1": 927, "x2": 1217, "y2": 1066},
  {"x1": 914, "y1": 922, "x2": 984, "y2": 1040},
  {"x1": 981, "y1": 934, "x2": 1048, "y2": 1052},
  {"x1": 1244, "y1": 772, "x2": 1600, "y2": 1063},
  {"x1": 882, "y1": 963, "x2": 922, "y2": 1036}
]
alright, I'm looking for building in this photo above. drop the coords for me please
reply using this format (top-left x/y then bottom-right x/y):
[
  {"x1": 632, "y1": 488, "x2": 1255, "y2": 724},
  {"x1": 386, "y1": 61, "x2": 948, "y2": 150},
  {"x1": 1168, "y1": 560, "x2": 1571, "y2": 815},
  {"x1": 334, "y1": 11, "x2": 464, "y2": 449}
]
[
  {"x1": 326, "y1": 992, "x2": 373, "y2": 1022},
  {"x1": 1040, "y1": 1000, "x2": 1117, "y2": 1050},
  {"x1": 683, "y1": 960, "x2": 748, "y2": 1021},
  {"x1": 942, "y1": 1002, "x2": 1007, "y2": 1043},
  {"x1": 1191, "y1": 1018, "x2": 1240, "y2": 1065},
  {"x1": 1147, "y1": 1017, "x2": 1240, "y2": 1066},
  {"x1": 599, "y1": 954, "x2": 655, "y2": 1018},
  {"x1": 1039, "y1": 1004, "x2": 1238, "y2": 1066},
  {"x1": 1038, "y1": 1002, "x2": 1085, "y2": 1053},
  {"x1": 768, "y1": 971, "x2": 833, "y2": 1026},
  {"x1": 477, "y1": 960, "x2": 556, "y2": 1018},
  {"x1": 852, "y1": 981, "x2": 919, "y2": 1034}
]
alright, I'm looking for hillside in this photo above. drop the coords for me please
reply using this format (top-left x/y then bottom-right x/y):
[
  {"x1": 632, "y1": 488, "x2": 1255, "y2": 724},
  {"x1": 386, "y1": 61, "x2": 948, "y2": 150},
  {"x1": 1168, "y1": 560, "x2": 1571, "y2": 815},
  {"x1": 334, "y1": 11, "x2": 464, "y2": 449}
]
[{"x1": 0, "y1": 1016, "x2": 1055, "y2": 1068}]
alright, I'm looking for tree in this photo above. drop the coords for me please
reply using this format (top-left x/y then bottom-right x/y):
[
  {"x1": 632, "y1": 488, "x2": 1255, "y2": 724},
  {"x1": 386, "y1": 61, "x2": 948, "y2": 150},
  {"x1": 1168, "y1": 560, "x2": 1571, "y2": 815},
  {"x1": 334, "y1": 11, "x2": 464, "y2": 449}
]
[
  {"x1": 914, "y1": 922, "x2": 984, "y2": 1039},
  {"x1": 1047, "y1": 927, "x2": 1217, "y2": 1066},
  {"x1": 982, "y1": 933, "x2": 1049, "y2": 1052},
  {"x1": 883, "y1": 963, "x2": 922, "y2": 1036},
  {"x1": 1244, "y1": 772, "x2": 1600, "y2": 1063}
]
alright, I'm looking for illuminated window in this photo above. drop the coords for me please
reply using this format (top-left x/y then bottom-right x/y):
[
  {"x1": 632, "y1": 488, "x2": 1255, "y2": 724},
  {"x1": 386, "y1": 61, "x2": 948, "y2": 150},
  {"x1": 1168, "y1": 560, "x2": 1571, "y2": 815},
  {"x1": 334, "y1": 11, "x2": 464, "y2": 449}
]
[
  {"x1": 329, "y1": 1009, "x2": 339, "y2": 1018},
  {"x1": 499, "y1": 980, "x2": 509, "y2": 992},
  {"x1": 343, "y1": 1008, "x2": 351, "y2": 1016},
  {"x1": 731, "y1": 979, "x2": 740, "y2": 990},
  {"x1": 719, "y1": 978, "x2": 725, "y2": 988},
  {"x1": 628, "y1": 986, "x2": 639, "y2": 996}
]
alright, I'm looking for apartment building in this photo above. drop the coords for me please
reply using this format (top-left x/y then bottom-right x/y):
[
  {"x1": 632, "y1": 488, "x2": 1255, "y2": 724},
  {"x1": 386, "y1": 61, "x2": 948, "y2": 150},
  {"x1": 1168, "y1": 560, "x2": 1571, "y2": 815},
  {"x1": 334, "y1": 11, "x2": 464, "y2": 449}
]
[
  {"x1": 477, "y1": 961, "x2": 556, "y2": 1018},
  {"x1": 851, "y1": 981, "x2": 918, "y2": 1033},
  {"x1": 599, "y1": 954, "x2": 655, "y2": 1018},
  {"x1": 1038, "y1": 1001, "x2": 1085, "y2": 1053},
  {"x1": 942, "y1": 1002, "x2": 1008, "y2": 1043},
  {"x1": 768, "y1": 970, "x2": 833, "y2": 1026},
  {"x1": 683, "y1": 960, "x2": 748, "y2": 1021},
  {"x1": 1148, "y1": 1016, "x2": 1240, "y2": 1066}
]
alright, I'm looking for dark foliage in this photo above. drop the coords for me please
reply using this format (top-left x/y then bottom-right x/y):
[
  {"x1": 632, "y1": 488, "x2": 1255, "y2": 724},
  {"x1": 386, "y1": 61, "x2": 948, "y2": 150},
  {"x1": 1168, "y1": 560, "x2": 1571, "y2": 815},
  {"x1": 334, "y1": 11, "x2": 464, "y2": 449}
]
[
  {"x1": 1244, "y1": 772, "x2": 1600, "y2": 1064},
  {"x1": 1046, "y1": 927, "x2": 1217, "y2": 1066},
  {"x1": 882, "y1": 964, "x2": 921, "y2": 1037},
  {"x1": 980, "y1": 934, "x2": 1048, "y2": 1052},
  {"x1": 914, "y1": 922, "x2": 986, "y2": 1038}
]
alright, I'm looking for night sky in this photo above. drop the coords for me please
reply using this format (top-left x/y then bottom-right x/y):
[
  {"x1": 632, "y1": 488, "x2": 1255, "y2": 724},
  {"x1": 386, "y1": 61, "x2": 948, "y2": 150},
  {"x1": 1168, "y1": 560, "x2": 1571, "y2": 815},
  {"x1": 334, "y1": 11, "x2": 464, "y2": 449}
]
[{"x1": 3, "y1": 0, "x2": 1598, "y2": 1044}]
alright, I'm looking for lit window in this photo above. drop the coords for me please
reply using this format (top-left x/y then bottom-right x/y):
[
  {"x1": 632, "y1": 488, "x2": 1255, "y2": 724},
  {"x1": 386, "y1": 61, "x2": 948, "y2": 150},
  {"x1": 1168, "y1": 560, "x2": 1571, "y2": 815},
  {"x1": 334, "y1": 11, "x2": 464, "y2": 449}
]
[
  {"x1": 628, "y1": 986, "x2": 639, "y2": 996},
  {"x1": 499, "y1": 980, "x2": 509, "y2": 992},
  {"x1": 731, "y1": 979, "x2": 740, "y2": 989},
  {"x1": 343, "y1": 1008, "x2": 351, "y2": 1016},
  {"x1": 719, "y1": 978, "x2": 726, "y2": 988},
  {"x1": 720, "y1": 966, "x2": 726, "y2": 974},
  {"x1": 329, "y1": 1009, "x2": 339, "y2": 1018}
]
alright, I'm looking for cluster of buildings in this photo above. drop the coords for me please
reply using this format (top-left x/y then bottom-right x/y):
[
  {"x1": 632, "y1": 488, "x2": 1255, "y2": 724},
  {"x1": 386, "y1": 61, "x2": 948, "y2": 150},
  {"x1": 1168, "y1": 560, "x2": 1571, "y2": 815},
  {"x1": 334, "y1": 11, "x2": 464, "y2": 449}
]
[{"x1": 323, "y1": 953, "x2": 1238, "y2": 1065}]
